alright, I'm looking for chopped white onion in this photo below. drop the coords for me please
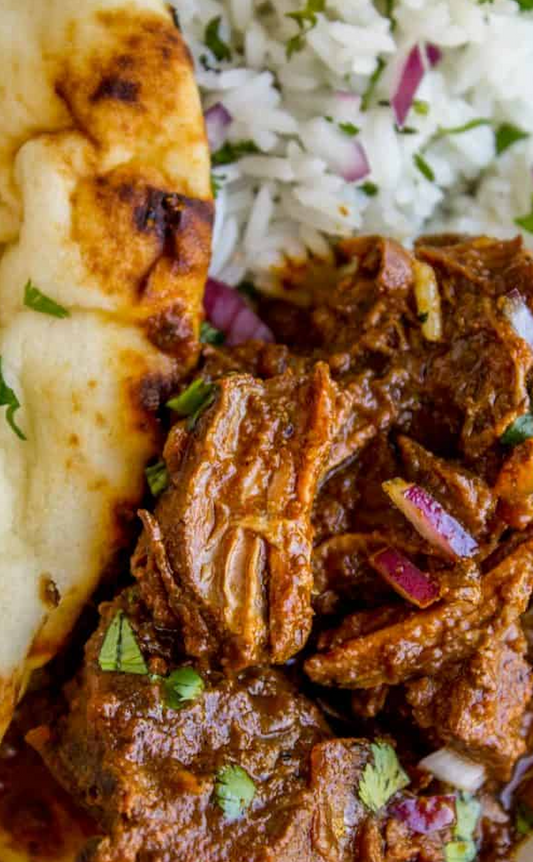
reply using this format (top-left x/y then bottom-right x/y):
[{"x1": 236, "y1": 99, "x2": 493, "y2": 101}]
[
  {"x1": 502, "y1": 288, "x2": 533, "y2": 350},
  {"x1": 413, "y1": 260, "x2": 442, "y2": 342},
  {"x1": 516, "y1": 833, "x2": 533, "y2": 862},
  {"x1": 418, "y1": 748, "x2": 486, "y2": 793}
]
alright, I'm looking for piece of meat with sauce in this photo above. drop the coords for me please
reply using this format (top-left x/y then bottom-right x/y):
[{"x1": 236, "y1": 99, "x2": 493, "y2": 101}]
[
  {"x1": 132, "y1": 363, "x2": 338, "y2": 669},
  {"x1": 28, "y1": 590, "x2": 441, "y2": 862},
  {"x1": 406, "y1": 626, "x2": 532, "y2": 780},
  {"x1": 305, "y1": 540, "x2": 533, "y2": 689}
]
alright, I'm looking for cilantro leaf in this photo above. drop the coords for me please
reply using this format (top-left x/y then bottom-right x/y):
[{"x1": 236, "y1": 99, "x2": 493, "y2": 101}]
[
  {"x1": 444, "y1": 794, "x2": 480, "y2": 862},
  {"x1": 99, "y1": 612, "x2": 148, "y2": 675},
  {"x1": 358, "y1": 742, "x2": 409, "y2": 813},
  {"x1": 495, "y1": 123, "x2": 529, "y2": 155},
  {"x1": 516, "y1": 801, "x2": 533, "y2": 835},
  {"x1": 338, "y1": 121, "x2": 360, "y2": 137},
  {"x1": 360, "y1": 181, "x2": 379, "y2": 196},
  {"x1": 285, "y1": 0, "x2": 325, "y2": 57},
  {"x1": 163, "y1": 667, "x2": 205, "y2": 709},
  {"x1": 361, "y1": 57, "x2": 386, "y2": 111},
  {"x1": 200, "y1": 321, "x2": 225, "y2": 344},
  {"x1": 167, "y1": 379, "x2": 217, "y2": 431},
  {"x1": 24, "y1": 280, "x2": 70, "y2": 318},
  {"x1": 211, "y1": 140, "x2": 260, "y2": 166},
  {"x1": 145, "y1": 459, "x2": 169, "y2": 496},
  {"x1": 0, "y1": 356, "x2": 26, "y2": 440},
  {"x1": 516, "y1": 0, "x2": 533, "y2": 9},
  {"x1": 204, "y1": 16, "x2": 232, "y2": 62},
  {"x1": 215, "y1": 765, "x2": 256, "y2": 819},
  {"x1": 515, "y1": 197, "x2": 533, "y2": 234},
  {"x1": 413, "y1": 152, "x2": 435, "y2": 182},
  {"x1": 211, "y1": 173, "x2": 226, "y2": 198},
  {"x1": 434, "y1": 118, "x2": 491, "y2": 140},
  {"x1": 413, "y1": 99, "x2": 430, "y2": 116},
  {"x1": 501, "y1": 414, "x2": 533, "y2": 446}
]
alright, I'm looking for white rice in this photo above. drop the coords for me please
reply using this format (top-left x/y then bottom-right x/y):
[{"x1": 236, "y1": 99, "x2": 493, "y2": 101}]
[{"x1": 175, "y1": 0, "x2": 533, "y2": 291}]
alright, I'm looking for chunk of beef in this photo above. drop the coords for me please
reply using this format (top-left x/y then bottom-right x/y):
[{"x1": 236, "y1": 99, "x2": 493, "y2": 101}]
[
  {"x1": 29, "y1": 592, "x2": 330, "y2": 862},
  {"x1": 132, "y1": 363, "x2": 337, "y2": 668},
  {"x1": 414, "y1": 236, "x2": 533, "y2": 461},
  {"x1": 305, "y1": 540, "x2": 533, "y2": 689},
  {"x1": 397, "y1": 436, "x2": 497, "y2": 539},
  {"x1": 29, "y1": 592, "x2": 422, "y2": 862},
  {"x1": 406, "y1": 628, "x2": 532, "y2": 779},
  {"x1": 495, "y1": 439, "x2": 533, "y2": 530}
]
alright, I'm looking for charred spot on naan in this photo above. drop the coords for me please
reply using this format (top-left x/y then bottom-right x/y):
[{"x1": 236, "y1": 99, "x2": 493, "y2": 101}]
[{"x1": 55, "y1": 11, "x2": 201, "y2": 176}]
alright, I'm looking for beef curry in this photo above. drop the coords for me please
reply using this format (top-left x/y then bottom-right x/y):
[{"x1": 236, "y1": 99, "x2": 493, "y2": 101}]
[{"x1": 9, "y1": 234, "x2": 533, "y2": 860}]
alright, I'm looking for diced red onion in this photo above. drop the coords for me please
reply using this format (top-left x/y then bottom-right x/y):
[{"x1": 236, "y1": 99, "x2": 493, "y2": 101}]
[
  {"x1": 426, "y1": 44, "x2": 442, "y2": 67},
  {"x1": 204, "y1": 103, "x2": 233, "y2": 152},
  {"x1": 392, "y1": 43, "x2": 442, "y2": 128},
  {"x1": 516, "y1": 834, "x2": 533, "y2": 862},
  {"x1": 392, "y1": 45, "x2": 425, "y2": 128},
  {"x1": 334, "y1": 90, "x2": 361, "y2": 106},
  {"x1": 390, "y1": 796, "x2": 456, "y2": 834},
  {"x1": 383, "y1": 478, "x2": 478, "y2": 560},
  {"x1": 419, "y1": 748, "x2": 486, "y2": 792},
  {"x1": 502, "y1": 288, "x2": 533, "y2": 350},
  {"x1": 370, "y1": 547, "x2": 440, "y2": 608},
  {"x1": 339, "y1": 141, "x2": 370, "y2": 182},
  {"x1": 204, "y1": 278, "x2": 274, "y2": 346}
]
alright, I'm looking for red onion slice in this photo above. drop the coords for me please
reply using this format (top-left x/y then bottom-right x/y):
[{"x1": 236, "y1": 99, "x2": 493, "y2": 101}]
[
  {"x1": 383, "y1": 478, "x2": 478, "y2": 560},
  {"x1": 390, "y1": 796, "x2": 456, "y2": 834},
  {"x1": 340, "y1": 141, "x2": 370, "y2": 182},
  {"x1": 392, "y1": 43, "x2": 442, "y2": 128},
  {"x1": 370, "y1": 547, "x2": 440, "y2": 608},
  {"x1": 426, "y1": 43, "x2": 442, "y2": 67},
  {"x1": 502, "y1": 288, "x2": 533, "y2": 350},
  {"x1": 204, "y1": 278, "x2": 274, "y2": 346},
  {"x1": 204, "y1": 103, "x2": 233, "y2": 152}
]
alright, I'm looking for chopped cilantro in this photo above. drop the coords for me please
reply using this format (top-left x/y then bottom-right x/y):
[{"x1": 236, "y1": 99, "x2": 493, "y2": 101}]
[
  {"x1": 445, "y1": 794, "x2": 480, "y2": 862},
  {"x1": 211, "y1": 140, "x2": 260, "y2": 166},
  {"x1": 360, "y1": 181, "x2": 379, "y2": 196},
  {"x1": 413, "y1": 99, "x2": 430, "y2": 116},
  {"x1": 358, "y1": 742, "x2": 409, "y2": 813},
  {"x1": 516, "y1": 0, "x2": 533, "y2": 9},
  {"x1": 495, "y1": 123, "x2": 529, "y2": 155},
  {"x1": 170, "y1": 4, "x2": 181, "y2": 29},
  {"x1": 361, "y1": 57, "x2": 386, "y2": 112},
  {"x1": 516, "y1": 203, "x2": 533, "y2": 234},
  {"x1": 395, "y1": 124, "x2": 418, "y2": 135},
  {"x1": 167, "y1": 379, "x2": 217, "y2": 429},
  {"x1": 516, "y1": 801, "x2": 533, "y2": 835},
  {"x1": 145, "y1": 460, "x2": 169, "y2": 497},
  {"x1": 215, "y1": 765, "x2": 256, "y2": 819},
  {"x1": 163, "y1": 667, "x2": 205, "y2": 709},
  {"x1": 434, "y1": 118, "x2": 491, "y2": 140},
  {"x1": 237, "y1": 280, "x2": 259, "y2": 300},
  {"x1": 384, "y1": 0, "x2": 396, "y2": 29},
  {"x1": 500, "y1": 413, "x2": 533, "y2": 446},
  {"x1": 99, "y1": 612, "x2": 148, "y2": 675},
  {"x1": 413, "y1": 152, "x2": 435, "y2": 182},
  {"x1": 0, "y1": 357, "x2": 26, "y2": 440},
  {"x1": 24, "y1": 280, "x2": 70, "y2": 318},
  {"x1": 200, "y1": 321, "x2": 225, "y2": 345},
  {"x1": 285, "y1": 0, "x2": 325, "y2": 58},
  {"x1": 204, "y1": 16, "x2": 232, "y2": 62},
  {"x1": 338, "y1": 121, "x2": 360, "y2": 137},
  {"x1": 211, "y1": 173, "x2": 225, "y2": 198}
]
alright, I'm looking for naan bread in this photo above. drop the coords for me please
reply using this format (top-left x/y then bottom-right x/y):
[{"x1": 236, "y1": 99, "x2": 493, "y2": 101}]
[{"x1": 0, "y1": 0, "x2": 212, "y2": 741}]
